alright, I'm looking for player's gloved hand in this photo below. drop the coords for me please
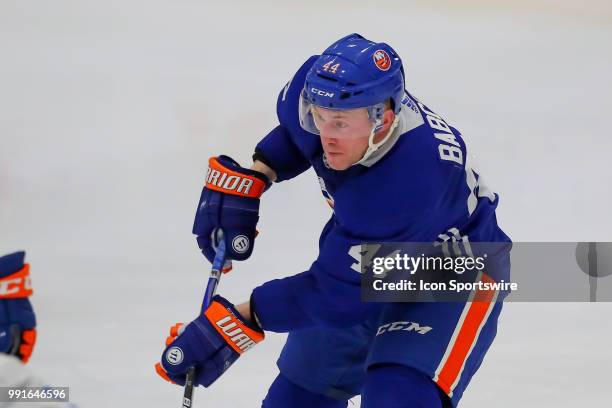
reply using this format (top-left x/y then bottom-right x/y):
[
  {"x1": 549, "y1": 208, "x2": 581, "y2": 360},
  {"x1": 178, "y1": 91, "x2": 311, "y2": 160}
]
[
  {"x1": 193, "y1": 155, "x2": 270, "y2": 272},
  {"x1": 0, "y1": 251, "x2": 37, "y2": 363},
  {"x1": 155, "y1": 295, "x2": 264, "y2": 387}
]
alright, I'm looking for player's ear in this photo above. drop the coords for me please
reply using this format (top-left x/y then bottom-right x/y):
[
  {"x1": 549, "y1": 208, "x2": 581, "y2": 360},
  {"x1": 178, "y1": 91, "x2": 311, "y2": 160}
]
[{"x1": 381, "y1": 109, "x2": 395, "y2": 131}]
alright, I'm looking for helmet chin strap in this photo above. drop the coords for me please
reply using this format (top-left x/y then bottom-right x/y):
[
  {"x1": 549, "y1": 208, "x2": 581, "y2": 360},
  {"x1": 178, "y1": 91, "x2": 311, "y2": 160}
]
[{"x1": 354, "y1": 115, "x2": 400, "y2": 166}]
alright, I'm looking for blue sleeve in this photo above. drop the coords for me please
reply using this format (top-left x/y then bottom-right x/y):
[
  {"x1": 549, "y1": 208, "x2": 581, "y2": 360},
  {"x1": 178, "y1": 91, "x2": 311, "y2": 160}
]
[
  {"x1": 254, "y1": 125, "x2": 311, "y2": 182},
  {"x1": 251, "y1": 221, "x2": 376, "y2": 332},
  {"x1": 253, "y1": 56, "x2": 320, "y2": 183}
]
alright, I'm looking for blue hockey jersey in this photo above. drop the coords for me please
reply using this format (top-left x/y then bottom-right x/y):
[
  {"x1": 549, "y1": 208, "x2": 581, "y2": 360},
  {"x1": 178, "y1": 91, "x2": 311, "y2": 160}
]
[{"x1": 251, "y1": 56, "x2": 510, "y2": 333}]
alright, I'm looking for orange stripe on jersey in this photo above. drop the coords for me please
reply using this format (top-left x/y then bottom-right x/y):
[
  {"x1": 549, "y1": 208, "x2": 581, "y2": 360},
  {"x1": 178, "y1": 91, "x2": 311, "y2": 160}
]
[
  {"x1": 204, "y1": 300, "x2": 264, "y2": 354},
  {"x1": 205, "y1": 157, "x2": 267, "y2": 198},
  {"x1": 435, "y1": 273, "x2": 497, "y2": 396},
  {"x1": 0, "y1": 264, "x2": 33, "y2": 299}
]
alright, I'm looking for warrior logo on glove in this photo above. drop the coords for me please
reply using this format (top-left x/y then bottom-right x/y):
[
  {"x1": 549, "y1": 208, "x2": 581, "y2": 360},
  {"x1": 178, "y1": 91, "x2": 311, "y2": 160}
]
[
  {"x1": 166, "y1": 347, "x2": 184, "y2": 365},
  {"x1": 205, "y1": 157, "x2": 267, "y2": 198},
  {"x1": 231, "y1": 235, "x2": 250, "y2": 254}
]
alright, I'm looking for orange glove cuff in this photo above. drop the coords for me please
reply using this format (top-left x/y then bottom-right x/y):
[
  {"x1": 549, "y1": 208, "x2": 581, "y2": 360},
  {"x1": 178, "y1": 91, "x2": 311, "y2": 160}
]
[
  {"x1": 0, "y1": 264, "x2": 33, "y2": 299},
  {"x1": 205, "y1": 157, "x2": 267, "y2": 198}
]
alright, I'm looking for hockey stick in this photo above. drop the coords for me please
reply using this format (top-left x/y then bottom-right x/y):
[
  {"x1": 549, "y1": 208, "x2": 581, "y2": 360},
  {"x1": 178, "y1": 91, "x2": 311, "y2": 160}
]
[{"x1": 181, "y1": 237, "x2": 227, "y2": 408}]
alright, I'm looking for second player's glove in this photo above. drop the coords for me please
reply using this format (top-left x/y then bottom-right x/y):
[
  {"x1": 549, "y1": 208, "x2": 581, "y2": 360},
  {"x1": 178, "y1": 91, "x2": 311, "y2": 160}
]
[
  {"x1": 193, "y1": 155, "x2": 270, "y2": 271},
  {"x1": 0, "y1": 251, "x2": 37, "y2": 363},
  {"x1": 155, "y1": 295, "x2": 264, "y2": 387}
]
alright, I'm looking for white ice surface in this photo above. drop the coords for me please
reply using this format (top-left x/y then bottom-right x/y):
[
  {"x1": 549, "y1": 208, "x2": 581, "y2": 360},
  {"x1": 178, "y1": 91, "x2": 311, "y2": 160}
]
[{"x1": 0, "y1": 1, "x2": 611, "y2": 407}]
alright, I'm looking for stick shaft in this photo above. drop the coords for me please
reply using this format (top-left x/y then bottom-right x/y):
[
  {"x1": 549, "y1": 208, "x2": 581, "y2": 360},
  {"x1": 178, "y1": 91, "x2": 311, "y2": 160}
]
[{"x1": 181, "y1": 239, "x2": 227, "y2": 407}]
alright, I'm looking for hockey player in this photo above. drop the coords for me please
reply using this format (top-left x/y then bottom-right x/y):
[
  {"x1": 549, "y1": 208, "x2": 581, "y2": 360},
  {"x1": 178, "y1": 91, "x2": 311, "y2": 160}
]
[
  {"x1": 156, "y1": 34, "x2": 511, "y2": 407},
  {"x1": 0, "y1": 252, "x2": 76, "y2": 407},
  {"x1": 0, "y1": 251, "x2": 36, "y2": 365}
]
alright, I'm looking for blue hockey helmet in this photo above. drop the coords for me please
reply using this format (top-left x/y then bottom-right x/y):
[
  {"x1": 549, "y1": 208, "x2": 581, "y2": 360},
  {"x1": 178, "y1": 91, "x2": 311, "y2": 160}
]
[{"x1": 299, "y1": 33, "x2": 405, "y2": 136}]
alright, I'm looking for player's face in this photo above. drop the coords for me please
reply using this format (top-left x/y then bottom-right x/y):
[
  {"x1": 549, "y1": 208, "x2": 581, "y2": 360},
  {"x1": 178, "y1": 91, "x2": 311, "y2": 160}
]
[{"x1": 313, "y1": 107, "x2": 373, "y2": 170}]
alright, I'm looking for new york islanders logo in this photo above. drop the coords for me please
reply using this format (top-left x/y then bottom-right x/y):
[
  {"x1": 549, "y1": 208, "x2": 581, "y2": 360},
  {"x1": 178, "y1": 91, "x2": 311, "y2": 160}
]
[{"x1": 372, "y1": 49, "x2": 391, "y2": 71}]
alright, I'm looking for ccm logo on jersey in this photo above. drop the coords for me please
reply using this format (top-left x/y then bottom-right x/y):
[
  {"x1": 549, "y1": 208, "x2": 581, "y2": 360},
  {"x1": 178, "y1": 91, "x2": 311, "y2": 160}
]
[
  {"x1": 0, "y1": 265, "x2": 33, "y2": 299},
  {"x1": 377, "y1": 321, "x2": 433, "y2": 336},
  {"x1": 205, "y1": 157, "x2": 266, "y2": 198},
  {"x1": 311, "y1": 88, "x2": 334, "y2": 98}
]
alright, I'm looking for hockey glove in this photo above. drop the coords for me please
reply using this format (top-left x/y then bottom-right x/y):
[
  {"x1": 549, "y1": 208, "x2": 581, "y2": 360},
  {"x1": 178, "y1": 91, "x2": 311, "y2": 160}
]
[
  {"x1": 0, "y1": 252, "x2": 36, "y2": 363},
  {"x1": 193, "y1": 155, "x2": 270, "y2": 271},
  {"x1": 155, "y1": 295, "x2": 264, "y2": 387}
]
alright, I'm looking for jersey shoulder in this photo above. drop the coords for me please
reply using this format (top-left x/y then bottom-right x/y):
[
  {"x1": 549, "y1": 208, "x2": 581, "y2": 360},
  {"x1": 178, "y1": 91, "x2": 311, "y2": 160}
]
[
  {"x1": 370, "y1": 92, "x2": 468, "y2": 181},
  {"x1": 274, "y1": 56, "x2": 321, "y2": 160},
  {"x1": 409, "y1": 95, "x2": 468, "y2": 170},
  {"x1": 376, "y1": 95, "x2": 469, "y2": 203},
  {"x1": 276, "y1": 55, "x2": 317, "y2": 127}
]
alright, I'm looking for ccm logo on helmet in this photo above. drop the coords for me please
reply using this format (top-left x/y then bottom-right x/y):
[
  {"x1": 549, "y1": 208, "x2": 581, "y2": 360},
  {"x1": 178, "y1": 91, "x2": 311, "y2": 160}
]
[
  {"x1": 216, "y1": 316, "x2": 258, "y2": 352},
  {"x1": 206, "y1": 168, "x2": 254, "y2": 195},
  {"x1": 311, "y1": 88, "x2": 334, "y2": 98},
  {"x1": 377, "y1": 321, "x2": 433, "y2": 336}
]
